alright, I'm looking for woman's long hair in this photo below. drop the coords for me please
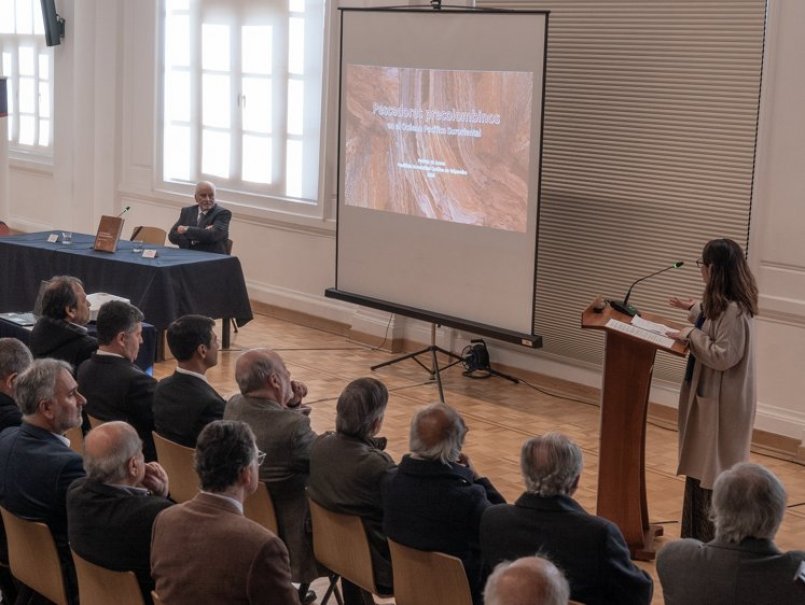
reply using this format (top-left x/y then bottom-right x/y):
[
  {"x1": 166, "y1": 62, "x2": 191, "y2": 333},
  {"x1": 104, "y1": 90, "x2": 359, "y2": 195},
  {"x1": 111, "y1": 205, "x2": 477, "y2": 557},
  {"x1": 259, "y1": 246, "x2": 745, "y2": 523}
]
[{"x1": 702, "y1": 238, "x2": 758, "y2": 319}]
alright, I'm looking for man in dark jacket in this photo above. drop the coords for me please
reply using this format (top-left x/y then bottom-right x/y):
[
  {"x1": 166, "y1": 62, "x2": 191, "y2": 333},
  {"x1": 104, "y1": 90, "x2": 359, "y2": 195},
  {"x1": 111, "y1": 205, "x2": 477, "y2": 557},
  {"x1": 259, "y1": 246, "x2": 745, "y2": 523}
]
[
  {"x1": 0, "y1": 337, "x2": 32, "y2": 432},
  {"x1": 168, "y1": 181, "x2": 231, "y2": 255},
  {"x1": 383, "y1": 403, "x2": 505, "y2": 605},
  {"x1": 480, "y1": 433, "x2": 653, "y2": 605}
]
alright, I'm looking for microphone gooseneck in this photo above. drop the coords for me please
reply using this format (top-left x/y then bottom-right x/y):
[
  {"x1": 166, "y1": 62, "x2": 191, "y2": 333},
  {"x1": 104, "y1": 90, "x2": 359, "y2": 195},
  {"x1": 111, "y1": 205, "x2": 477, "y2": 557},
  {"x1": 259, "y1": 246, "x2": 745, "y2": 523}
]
[{"x1": 610, "y1": 261, "x2": 685, "y2": 317}]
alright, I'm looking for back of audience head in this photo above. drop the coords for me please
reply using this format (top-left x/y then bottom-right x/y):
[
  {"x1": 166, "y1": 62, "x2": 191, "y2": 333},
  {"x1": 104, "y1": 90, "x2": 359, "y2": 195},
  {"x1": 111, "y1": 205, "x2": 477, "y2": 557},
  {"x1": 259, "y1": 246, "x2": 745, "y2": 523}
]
[
  {"x1": 83, "y1": 421, "x2": 143, "y2": 484},
  {"x1": 195, "y1": 420, "x2": 258, "y2": 494},
  {"x1": 409, "y1": 403, "x2": 466, "y2": 464},
  {"x1": 0, "y1": 337, "x2": 33, "y2": 396},
  {"x1": 484, "y1": 556, "x2": 570, "y2": 605},
  {"x1": 41, "y1": 275, "x2": 89, "y2": 324},
  {"x1": 336, "y1": 377, "x2": 388, "y2": 440},
  {"x1": 14, "y1": 358, "x2": 85, "y2": 431},
  {"x1": 521, "y1": 433, "x2": 582, "y2": 497},
  {"x1": 712, "y1": 462, "x2": 786, "y2": 544},
  {"x1": 235, "y1": 348, "x2": 291, "y2": 402},
  {"x1": 166, "y1": 314, "x2": 218, "y2": 365}
]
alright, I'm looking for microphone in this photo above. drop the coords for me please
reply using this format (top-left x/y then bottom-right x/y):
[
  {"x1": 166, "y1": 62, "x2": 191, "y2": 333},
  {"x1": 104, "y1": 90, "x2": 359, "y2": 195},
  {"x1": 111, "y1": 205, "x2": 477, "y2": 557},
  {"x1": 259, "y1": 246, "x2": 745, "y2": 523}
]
[
  {"x1": 117, "y1": 206, "x2": 131, "y2": 218},
  {"x1": 610, "y1": 261, "x2": 684, "y2": 317}
]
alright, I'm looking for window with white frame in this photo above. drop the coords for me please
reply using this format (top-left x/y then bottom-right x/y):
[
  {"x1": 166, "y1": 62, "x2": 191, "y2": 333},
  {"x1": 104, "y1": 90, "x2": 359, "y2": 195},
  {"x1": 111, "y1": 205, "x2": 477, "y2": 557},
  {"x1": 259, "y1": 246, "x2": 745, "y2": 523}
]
[
  {"x1": 0, "y1": 0, "x2": 54, "y2": 154},
  {"x1": 161, "y1": 0, "x2": 325, "y2": 205}
]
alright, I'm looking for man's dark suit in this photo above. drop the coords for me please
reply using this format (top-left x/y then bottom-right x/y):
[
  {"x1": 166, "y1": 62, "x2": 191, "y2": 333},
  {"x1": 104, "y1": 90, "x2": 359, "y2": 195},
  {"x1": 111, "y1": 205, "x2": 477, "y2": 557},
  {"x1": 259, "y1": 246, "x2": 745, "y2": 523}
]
[
  {"x1": 382, "y1": 455, "x2": 505, "y2": 605},
  {"x1": 657, "y1": 537, "x2": 805, "y2": 605},
  {"x1": 67, "y1": 477, "x2": 173, "y2": 605},
  {"x1": 151, "y1": 492, "x2": 301, "y2": 605},
  {"x1": 481, "y1": 493, "x2": 653, "y2": 605},
  {"x1": 29, "y1": 317, "x2": 97, "y2": 371},
  {"x1": 0, "y1": 423, "x2": 85, "y2": 603},
  {"x1": 0, "y1": 392, "x2": 21, "y2": 433},
  {"x1": 153, "y1": 371, "x2": 226, "y2": 447},
  {"x1": 77, "y1": 354, "x2": 157, "y2": 460},
  {"x1": 168, "y1": 204, "x2": 231, "y2": 254}
]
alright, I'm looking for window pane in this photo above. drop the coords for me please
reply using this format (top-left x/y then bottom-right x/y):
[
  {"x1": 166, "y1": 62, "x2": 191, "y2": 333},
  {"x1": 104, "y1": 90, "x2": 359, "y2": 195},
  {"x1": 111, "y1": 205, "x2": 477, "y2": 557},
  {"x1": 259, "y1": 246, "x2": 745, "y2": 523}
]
[
  {"x1": 242, "y1": 76, "x2": 271, "y2": 133},
  {"x1": 18, "y1": 114, "x2": 34, "y2": 145},
  {"x1": 242, "y1": 135, "x2": 271, "y2": 184},
  {"x1": 165, "y1": 14, "x2": 190, "y2": 68},
  {"x1": 289, "y1": 0, "x2": 305, "y2": 13},
  {"x1": 2, "y1": 51, "x2": 11, "y2": 75},
  {"x1": 201, "y1": 23, "x2": 230, "y2": 72},
  {"x1": 287, "y1": 79, "x2": 303, "y2": 136},
  {"x1": 33, "y1": 0, "x2": 43, "y2": 34},
  {"x1": 38, "y1": 52, "x2": 49, "y2": 79},
  {"x1": 18, "y1": 45, "x2": 34, "y2": 76},
  {"x1": 38, "y1": 81, "x2": 49, "y2": 117},
  {"x1": 38, "y1": 118, "x2": 49, "y2": 146},
  {"x1": 0, "y1": 0, "x2": 14, "y2": 34},
  {"x1": 166, "y1": 0, "x2": 189, "y2": 11},
  {"x1": 18, "y1": 76, "x2": 34, "y2": 112},
  {"x1": 15, "y1": 0, "x2": 32, "y2": 34},
  {"x1": 202, "y1": 129, "x2": 230, "y2": 178},
  {"x1": 242, "y1": 25, "x2": 271, "y2": 75},
  {"x1": 202, "y1": 73, "x2": 230, "y2": 128},
  {"x1": 288, "y1": 17, "x2": 304, "y2": 75},
  {"x1": 286, "y1": 139, "x2": 302, "y2": 198},
  {"x1": 165, "y1": 70, "x2": 191, "y2": 123},
  {"x1": 164, "y1": 124, "x2": 191, "y2": 182}
]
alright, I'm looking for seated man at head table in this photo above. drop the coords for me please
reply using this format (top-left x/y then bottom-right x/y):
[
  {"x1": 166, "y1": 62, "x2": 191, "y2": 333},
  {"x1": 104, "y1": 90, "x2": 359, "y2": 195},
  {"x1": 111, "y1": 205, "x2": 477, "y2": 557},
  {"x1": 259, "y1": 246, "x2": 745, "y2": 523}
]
[
  {"x1": 77, "y1": 300, "x2": 157, "y2": 460},
  {"x1": 168, "y1": 180, "x2": 232, "y2": 255},
  {"x1": 29, "y1": 275, "x2": 97, "y2": 371},
  {"x1": 0, "y1": 358, "x2": 87, "y2": 604},
  {"x1": 658, "y1": 462, "x2": 805, "y2": 605},
  {"x1": 153, "y1": 314, "x2": 226, "y2": 447},
  {"x1": 150, "y1": 420, "x2": 300, "y2": 605},
  {"x1": 67, "y1": 421, "x2": 172, "y2": 605}
]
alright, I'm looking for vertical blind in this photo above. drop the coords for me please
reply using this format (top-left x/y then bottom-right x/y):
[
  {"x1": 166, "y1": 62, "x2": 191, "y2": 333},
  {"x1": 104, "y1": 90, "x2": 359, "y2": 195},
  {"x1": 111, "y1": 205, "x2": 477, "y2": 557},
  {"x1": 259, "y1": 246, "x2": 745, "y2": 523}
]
[{"x1": 478, "y1": 0, "x2": 766, "y2": 381}]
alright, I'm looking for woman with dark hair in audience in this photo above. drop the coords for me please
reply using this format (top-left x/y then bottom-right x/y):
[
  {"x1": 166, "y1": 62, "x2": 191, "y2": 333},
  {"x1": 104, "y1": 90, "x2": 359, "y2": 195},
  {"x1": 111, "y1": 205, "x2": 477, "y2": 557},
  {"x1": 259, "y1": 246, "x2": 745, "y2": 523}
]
[{"x1": 667, "y1": 238, "x2": 758, "y2": 541}]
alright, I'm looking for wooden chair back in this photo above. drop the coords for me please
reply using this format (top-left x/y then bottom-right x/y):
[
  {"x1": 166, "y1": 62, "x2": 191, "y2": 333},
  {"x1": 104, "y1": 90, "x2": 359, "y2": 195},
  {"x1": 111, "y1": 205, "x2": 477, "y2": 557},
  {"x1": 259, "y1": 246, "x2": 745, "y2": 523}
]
[
  {"x1": 224, "y1": 238, "x2": 233, "y2": 255},
  {"x1": 388, "y1": 538, "x2": 472, "y2": 605},
  {"x1": 243, "y1": 481, "x2": 278, "y2": 535},
  {"x1": 0, "y1": 506, "x2": 69, "y2": 605},
  {"x1": 308, "y1": 497, "x2": 389, "y2": 596},
  {"x1": 71, "y1": 549, "x2": 145, "y2": 605},
  {"x1": 64, "y1": 425, "x2": 84, "y2": 454},
  {"x1": 87, "y1": 415, "x2": 104, "y2": 429},
  {"x1": 152, "y1": 432, "x2": 198, "y2": 503},
  {"x1": 130, "y1": 226, "x2": 167, "y2": 246},
  {"x1": 0, "y1": 221, "x2": 10, "y2": 236}
]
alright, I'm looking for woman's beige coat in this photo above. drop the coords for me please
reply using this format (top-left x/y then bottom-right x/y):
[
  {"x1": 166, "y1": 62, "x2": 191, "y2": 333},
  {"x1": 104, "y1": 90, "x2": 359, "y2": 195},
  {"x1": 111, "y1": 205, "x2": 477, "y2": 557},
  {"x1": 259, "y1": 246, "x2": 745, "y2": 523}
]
[{"x1": 677, "y1": 301, "x2": 756, "y2": 489}]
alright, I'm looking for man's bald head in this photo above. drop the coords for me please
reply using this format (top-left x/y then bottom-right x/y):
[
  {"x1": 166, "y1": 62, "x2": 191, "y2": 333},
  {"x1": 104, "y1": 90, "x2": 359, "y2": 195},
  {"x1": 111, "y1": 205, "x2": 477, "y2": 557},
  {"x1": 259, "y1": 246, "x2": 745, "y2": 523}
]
[
  {"x1": 84, "y1": 421, "x2": 142, "y2": 484},
  {"x1": 484, "y1": 556, "x2": 570, "y2": 605},
  {"x1": 409, "y1": 403, "x2": 466, "y2": 464},
  {"x1": 235, "y1": 348, "x2": 292, "y2": 405},
  {"x1": 194, "y1": 181, "x2": 217, "y2": 212}
]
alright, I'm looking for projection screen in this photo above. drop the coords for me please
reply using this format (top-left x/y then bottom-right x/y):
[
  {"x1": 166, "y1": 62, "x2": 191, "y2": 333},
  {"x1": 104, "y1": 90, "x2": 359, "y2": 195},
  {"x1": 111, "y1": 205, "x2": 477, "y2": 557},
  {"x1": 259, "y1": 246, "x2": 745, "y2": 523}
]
[{"x1": 328, "y1": 8, "x2": 548, "y2": 346}]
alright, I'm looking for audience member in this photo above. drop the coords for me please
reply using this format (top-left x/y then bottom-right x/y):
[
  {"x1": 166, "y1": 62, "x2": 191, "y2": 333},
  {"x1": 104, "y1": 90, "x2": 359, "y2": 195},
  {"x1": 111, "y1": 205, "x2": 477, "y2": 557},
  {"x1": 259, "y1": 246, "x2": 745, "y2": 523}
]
[
  {"x1": 0, "y1": 359, "x2": 86, "y2": 604},
  {"x1": 481, "y1": 433, "x2": 652, "y2": 605},
  {"x1": 67, "y1": 421, "x2": 172, "y2": 604},
  {"x1": 153, "y1": 314, "x2": 225, "y2": 446},
  {"x1": 308, "y1": 377, "x2": 395, "y2": 605},
  {"x1": 658, "y1": 462, "x2": 805, "y2": 605},
  {"x1": 484, "y1": 556, "x2": 570, "y2": 605},
  {"x1": 77, "y1": 300, "x2": 156, "y2": 460},
  {"x1": 29, "y1": 275, "x2": 97, "y2": 369},
  {"x1": 383, "y1": 403, "x2": 505, "y2": 605},
  {"x1": 168, "y1": 180, "x2": 231, "y2": 254},
  {"x1": 224, "y1": 348, "x2": 319, "y2": 595},
  {"x1": 0, "y1": 337, "x2": 32, "y2": 431},
  {"x1": 151, "y1": 420, "x2": 300, "y2": 605}
]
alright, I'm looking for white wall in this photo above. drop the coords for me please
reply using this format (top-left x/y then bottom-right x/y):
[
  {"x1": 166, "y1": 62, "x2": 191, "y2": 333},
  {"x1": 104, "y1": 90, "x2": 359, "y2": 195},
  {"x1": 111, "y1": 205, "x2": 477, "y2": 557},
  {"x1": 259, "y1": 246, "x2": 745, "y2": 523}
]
[{"x1": 4, "y1": 0, "x2": 805, "y2": 445}]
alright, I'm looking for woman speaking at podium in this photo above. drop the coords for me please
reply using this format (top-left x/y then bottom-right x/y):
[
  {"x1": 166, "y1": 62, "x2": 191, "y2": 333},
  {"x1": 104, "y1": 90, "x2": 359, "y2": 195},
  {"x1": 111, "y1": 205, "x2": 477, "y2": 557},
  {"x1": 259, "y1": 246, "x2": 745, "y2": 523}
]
[{"x1": 667, "y1": 238, "x2": 758, "y2": 541}]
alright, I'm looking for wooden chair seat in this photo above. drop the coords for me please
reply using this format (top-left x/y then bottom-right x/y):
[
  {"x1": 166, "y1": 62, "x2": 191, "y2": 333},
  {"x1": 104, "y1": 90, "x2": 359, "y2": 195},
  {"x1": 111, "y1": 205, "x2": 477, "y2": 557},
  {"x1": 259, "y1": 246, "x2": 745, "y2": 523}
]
[
  {"x1": 71, "y1": 549, "x2": 145, "y2": 605},
  {"x1": 152, "y1": 431, "x2": 198, "y2": 503},
  {"x1": 388, "y1": 538, "x2": 471, "y2": 605}
]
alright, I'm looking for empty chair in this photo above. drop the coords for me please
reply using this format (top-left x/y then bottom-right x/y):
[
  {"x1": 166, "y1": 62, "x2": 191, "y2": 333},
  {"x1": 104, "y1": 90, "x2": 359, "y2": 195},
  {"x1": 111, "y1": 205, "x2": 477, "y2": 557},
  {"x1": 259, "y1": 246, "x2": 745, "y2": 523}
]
[
  {"x1": 71, "y1": 550, "x2": 145, "y2": 605},
  {"x1": 243, "y1": 481, "x2": 278, "y2": 535},
  {"x1": 388, "y1": 538, "x2": 471, "y2": 605},
  {"x1": 0, "y1": 505, "x2": 70, "y2": 605},
  {"x1": 152, "y1": 431, "x2": 198, "y2": 503},
  {"x1": 130, "y1": 226, "x2": 167, "y2": 246},
  {"x1": 308, "y1": 496, "x2": 392, "y2": 605}
]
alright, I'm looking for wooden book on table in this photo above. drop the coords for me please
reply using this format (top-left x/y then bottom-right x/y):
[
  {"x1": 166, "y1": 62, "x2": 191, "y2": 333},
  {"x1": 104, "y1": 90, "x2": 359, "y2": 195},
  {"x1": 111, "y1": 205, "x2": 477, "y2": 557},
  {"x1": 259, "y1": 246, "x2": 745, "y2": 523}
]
[{"x1": 94, "y1": 216, "x2": 124, "y2": 253}]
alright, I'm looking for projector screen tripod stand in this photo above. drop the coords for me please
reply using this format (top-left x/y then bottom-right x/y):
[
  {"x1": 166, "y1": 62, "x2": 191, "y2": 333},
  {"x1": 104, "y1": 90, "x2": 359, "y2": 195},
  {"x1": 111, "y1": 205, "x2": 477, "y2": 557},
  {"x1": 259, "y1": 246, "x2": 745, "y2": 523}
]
[{"x1": 371, "y1": 323, "x2": 462, "y2": 402}]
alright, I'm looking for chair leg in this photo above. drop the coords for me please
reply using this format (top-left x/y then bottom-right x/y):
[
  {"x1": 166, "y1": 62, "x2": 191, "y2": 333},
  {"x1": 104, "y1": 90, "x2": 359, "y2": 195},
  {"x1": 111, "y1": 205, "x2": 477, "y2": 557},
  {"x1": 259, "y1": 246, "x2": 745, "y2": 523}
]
[
  {"x1": 320, "y1": 573, "x2": 341, "y2": 605},
  {"x1": 231, "y1": 317, "x2": 239, "y2": 333}
]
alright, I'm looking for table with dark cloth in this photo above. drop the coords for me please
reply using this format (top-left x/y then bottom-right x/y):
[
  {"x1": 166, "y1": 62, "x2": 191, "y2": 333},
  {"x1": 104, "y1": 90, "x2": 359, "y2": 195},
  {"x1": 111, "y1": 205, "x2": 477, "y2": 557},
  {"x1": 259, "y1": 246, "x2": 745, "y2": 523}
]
[{"x1": 0, "y1": 232, "x2": 252, "y2": 347}]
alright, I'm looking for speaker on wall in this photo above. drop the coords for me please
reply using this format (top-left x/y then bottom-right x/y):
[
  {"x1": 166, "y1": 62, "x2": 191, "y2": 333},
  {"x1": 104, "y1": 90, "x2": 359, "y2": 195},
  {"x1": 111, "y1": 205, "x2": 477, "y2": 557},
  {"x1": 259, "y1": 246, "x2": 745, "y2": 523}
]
[{"x1": 40, "y1": 0, "x2": 65, "y2": 47}]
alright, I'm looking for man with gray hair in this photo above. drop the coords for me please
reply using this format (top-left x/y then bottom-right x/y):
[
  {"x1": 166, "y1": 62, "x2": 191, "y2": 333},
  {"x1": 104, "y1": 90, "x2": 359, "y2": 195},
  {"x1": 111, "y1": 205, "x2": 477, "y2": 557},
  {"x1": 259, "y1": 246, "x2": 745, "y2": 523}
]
[
  {"x1": 0, "y1": 337, "x2": 32, "y2": 431},
  {"x1": 67, "y1": 421, "x2": 172, "y2": 605},
  {"x1": 383, "y1": 403, "x2": 505, "y2": 605},
  {"x1": 658, "y1": 462, "x2": 805, "y2": 604},
  {"x1": 480, "y1": 433, "x2": 652, "y2": 605},
  {"x1": 0, "y1": 358, "x2": 87, "y2": 604},
  {"x1": 309, "y1": 377, "x2": 396, "y2": 605},
  {"x1": 484, "y1": 556, "x2": 570, "y2": 605}
]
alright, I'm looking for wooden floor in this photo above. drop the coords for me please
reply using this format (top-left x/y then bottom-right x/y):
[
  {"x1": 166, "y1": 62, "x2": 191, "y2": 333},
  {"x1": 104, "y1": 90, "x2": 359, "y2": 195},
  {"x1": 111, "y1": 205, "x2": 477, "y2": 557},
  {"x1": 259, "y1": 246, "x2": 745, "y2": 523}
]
[{"x1": 158, "y1": 313, "x2": 805, "y2": 605}]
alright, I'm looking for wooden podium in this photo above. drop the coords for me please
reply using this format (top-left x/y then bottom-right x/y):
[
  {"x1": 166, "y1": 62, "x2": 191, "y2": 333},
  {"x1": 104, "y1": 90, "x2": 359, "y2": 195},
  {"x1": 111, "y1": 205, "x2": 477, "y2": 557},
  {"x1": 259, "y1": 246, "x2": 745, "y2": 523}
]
[{"x1": 581, "y1": 301, "x2": 687, "y2": 560}]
